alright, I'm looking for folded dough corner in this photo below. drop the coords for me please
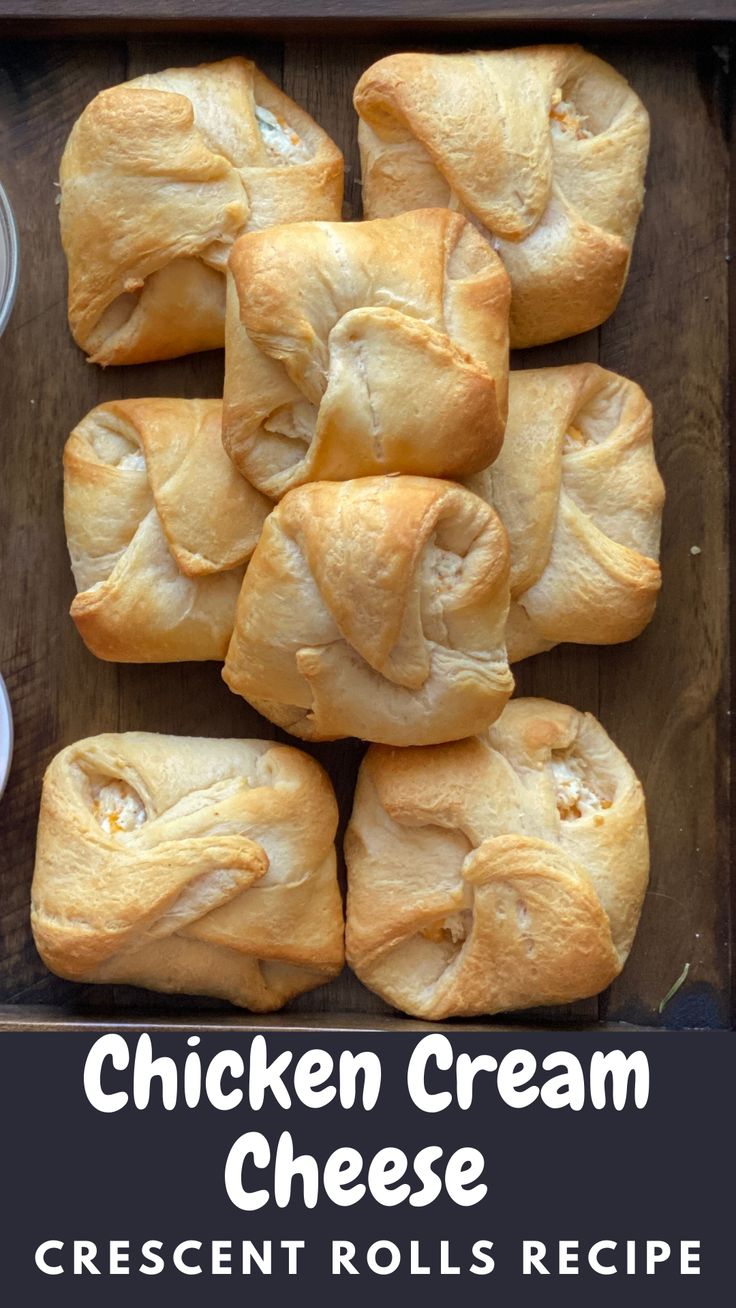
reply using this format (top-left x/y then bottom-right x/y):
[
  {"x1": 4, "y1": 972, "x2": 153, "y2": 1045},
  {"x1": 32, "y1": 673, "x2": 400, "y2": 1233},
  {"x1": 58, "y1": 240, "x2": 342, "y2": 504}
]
[
  {"x1": 345, "y1": 697, "x2": 649, "y2": 1020},
  {"x1": 64, "y1": 398, "x2": 269, "y2": 662},
  {"x1": 31, "y1": 733, "x2": 344, "y2": 1011},
  {"x1": 59, "y1": 56, "x2": 344, "y2": 365},
  {"x1": 354, "y1": 45, "x2": 649, "y2": 348},
  {"x1": 222, "y1": 475, "x2": 515, "y2": 746},
  {"x1": 223, "y1": 208, "x2": 510, "y2": 494},
  {"x1": 466, "y1": 363, "x2": 664, "y2": 661}
]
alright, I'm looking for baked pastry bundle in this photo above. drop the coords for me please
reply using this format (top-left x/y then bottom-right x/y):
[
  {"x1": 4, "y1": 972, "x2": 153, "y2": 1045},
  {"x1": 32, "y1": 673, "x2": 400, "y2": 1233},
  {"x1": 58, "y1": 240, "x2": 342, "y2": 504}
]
[
  {"x1": 64, "y1": 398, "x2": 269, "y2": 662},
  {"x1": 223, "y1": 476, "x2": 514, "y2": 745},
  {"x1": 466, "y1": 364, "x2": 664, "y2": 662},
  {"x1": 32, "y1": 733, "x2": 344, "y2": 1010},
  {"x1": 59, "y1": 57, "x2": 343, "y2": 365},
  {"x1": 345, "y1": 698, "x2": 649, "y2": 1020},
  {"x1": 36, "y1": 43, "x2": 659, "y2": 1020},
  {"x1": 354, "y1": 46, "x2": 649, "y2": 347},
  {"x1": 222, "y1": 209, "x2": 510, "y2": 496}
]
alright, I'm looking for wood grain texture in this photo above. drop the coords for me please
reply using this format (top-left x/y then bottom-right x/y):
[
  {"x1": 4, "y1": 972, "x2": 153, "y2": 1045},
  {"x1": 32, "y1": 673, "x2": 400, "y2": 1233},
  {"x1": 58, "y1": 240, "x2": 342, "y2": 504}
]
[
  {"x1": 0, "y1": 1004, "x2": 634, "y2": 1033},
  {"x1": 0, "y1": 30, "x2": 731, "y2": 1029},
  {"x1": 0, "y1": 2, "x2": 735, "y2": 31},
  {"x1": 593, "y1": 45, "x2": 732, "y2": 1030},
  {"x1": 0, "y1": 39, "x2": 127, "y2": 1010},
  {"x1": 730, "y1": 39, "x2": 736, "y2": 1034}
]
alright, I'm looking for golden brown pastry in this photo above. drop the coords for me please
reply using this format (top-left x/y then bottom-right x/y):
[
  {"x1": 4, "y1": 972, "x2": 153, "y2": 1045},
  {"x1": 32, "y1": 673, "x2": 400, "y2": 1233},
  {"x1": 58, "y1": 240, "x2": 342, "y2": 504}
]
[
  {"x1": 32, "y1": 733, "x2": 344, "y2": 1011},
  {"x1": 59, "y1": 57, "x2": 343, "y2": 365},
  {"x1": 465, "y1": 365, "x2": 664, "y2": 662},
  {"x1": 223, "y1": 476, "x2": 514, "y2": 746},
  {"x1": 65, "y1": 398, "x2": 270, "y2": 662},
  {"x1": 354, "y1": 46, "x2": 649, "y2": 347},
  {"x1": 345, "y1": 697, "x2": 649, "y2": 1020},
  {"x1": 223, "y1": 209, "x2": 510, "y2": 496}
]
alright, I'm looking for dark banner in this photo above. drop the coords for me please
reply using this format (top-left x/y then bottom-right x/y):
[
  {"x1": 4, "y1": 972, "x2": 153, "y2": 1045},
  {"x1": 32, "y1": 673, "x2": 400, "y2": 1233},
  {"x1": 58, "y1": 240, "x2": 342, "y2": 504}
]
[{"x1": 1, "y1": 1030, "x2": 732, "y2": 1303}]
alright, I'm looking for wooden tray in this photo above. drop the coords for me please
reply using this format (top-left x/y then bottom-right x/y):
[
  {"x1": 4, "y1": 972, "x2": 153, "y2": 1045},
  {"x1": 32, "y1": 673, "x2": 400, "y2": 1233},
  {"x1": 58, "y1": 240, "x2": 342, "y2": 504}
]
[{"x1": 0, "y1": 2, "x2": 732, "y2": 1032}]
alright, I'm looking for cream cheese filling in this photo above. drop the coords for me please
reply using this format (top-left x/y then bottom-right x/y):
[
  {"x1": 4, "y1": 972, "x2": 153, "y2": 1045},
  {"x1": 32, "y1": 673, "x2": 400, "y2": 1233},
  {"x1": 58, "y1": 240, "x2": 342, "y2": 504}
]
[
  {"x1": 549, "y1": 753, "x2": 611, "y2": 821},
  {"x1": 118, "y1": 450, "x2": 146, "y2": 470},
  {"x1": 421, "y1": 909, "x2": 472, "y2": 948},
  {"x1": 255, "y1": 106, "x2": 309, "y2": 163},
  {"x1": 549, "y1": 89, "x2": 593, "y2": 141},
  {"x1": 91, "y1": 778, "x2": 147, "y2": 834},
  {"x1": 563, "y1": 422, "x2": 587, "y2": 452}
]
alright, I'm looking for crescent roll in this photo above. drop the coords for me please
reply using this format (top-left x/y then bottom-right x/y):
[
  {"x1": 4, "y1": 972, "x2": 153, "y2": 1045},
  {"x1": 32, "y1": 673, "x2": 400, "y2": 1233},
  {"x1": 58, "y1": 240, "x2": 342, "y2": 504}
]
[
  {"x1": 345, "y1": 698, "x2": 649, "y2": 1020},
  {"x1": 59, "y1": 57, "x2": 343, "y2": 365},
  {"x1": 223, "y1": 476, "x2": 514, "y2": 746},
  {"x1": 32, "y1": 733, "x2": 344, "y2": 1010},
  {"x1": 466, "y1": 364, "x2": 664, "y2": 662},
  {"x1": 354, "y1": 46, "x2": 649, "y2": 347},
  {"x1": 222, "y1": 209, "x2": 510, "y2": 496},
  {"x1": 65, "y1": 398, "x2": 270, "y2": 662}
]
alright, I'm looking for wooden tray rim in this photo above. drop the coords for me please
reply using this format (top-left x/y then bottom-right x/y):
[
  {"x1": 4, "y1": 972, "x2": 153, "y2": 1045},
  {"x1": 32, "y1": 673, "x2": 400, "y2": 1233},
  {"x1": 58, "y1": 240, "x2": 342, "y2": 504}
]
[
  {"x1": 0, "y1": 10, "x2": 733, "y2": 1035},
  {"x1": 1, "y1": 0, "x2": 735, "y2": 32}
]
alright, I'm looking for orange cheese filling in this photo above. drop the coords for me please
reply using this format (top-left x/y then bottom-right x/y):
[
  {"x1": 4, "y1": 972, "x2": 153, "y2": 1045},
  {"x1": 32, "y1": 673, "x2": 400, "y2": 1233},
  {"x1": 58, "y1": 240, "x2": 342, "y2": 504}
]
[{"x1": 550, "y1": 91, "x2": 593, "y2": 141}]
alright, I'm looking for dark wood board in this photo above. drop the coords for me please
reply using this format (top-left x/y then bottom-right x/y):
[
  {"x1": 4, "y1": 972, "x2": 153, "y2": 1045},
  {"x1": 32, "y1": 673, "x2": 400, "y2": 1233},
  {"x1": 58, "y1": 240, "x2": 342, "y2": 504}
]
[
  {"x1": 1, "y1": 2, "x2": 735, "y2": 39},
  {"x1": 0, "y1": 23, "x2": 731, "y2": 1031},
  {"x1": 0, "y1": 1003, "x2": 654, "y2": 1034}
]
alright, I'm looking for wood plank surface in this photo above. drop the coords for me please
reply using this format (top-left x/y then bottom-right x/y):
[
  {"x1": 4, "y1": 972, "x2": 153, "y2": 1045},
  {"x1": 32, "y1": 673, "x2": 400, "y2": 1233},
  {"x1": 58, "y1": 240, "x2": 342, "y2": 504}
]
[
  {"x1": 0, "y1": 2, "x2": 734, "y2": 34},
  {"x1": 595, "y1": 46, "x2": 732, "y2": 1029},
  {"x1": 0, "y1": 38, "x2": 128, "y2": 1010},
  {"x1": 0, "y1": 1003, "x2": 648, "y2": 1033},
  {"x1": 0, "y1": 29, "x2": 731, "y2": 1029}
]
